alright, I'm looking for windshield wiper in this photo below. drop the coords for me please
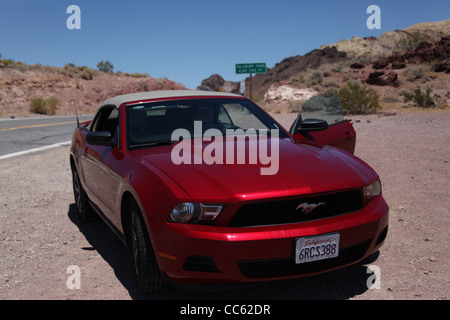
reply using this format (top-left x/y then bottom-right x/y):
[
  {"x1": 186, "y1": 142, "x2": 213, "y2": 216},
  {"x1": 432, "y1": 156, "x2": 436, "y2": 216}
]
[{"x1": 130, "y1": 139, "x2": 178, "y2": 149}]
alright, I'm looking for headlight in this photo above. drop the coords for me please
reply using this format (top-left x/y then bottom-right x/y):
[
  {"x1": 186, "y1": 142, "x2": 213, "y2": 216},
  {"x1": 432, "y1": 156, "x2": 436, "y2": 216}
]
[
  {"x1": 364, "y1": 179, "x2": 382, "y2": 205},
  {"x1": 170, "y1": 203, "x2": 196, "y2": 223},
  {"x1": 169, "y1": 203, "x2": 223, "y2": 224}
]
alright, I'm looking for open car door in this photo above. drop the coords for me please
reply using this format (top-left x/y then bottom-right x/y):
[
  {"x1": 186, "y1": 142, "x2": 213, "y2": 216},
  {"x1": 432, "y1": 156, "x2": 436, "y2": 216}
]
[{"x1": 289, "y1": 95, "x2": 356, "y2": 154}]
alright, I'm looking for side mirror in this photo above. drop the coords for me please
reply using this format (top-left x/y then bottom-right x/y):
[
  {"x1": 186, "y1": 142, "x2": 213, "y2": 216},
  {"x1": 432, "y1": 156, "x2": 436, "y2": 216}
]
[
  {"x1": 86, "y1": 131, "x2": 117, "y2": 147},
  {"x1": 293, "y1": 118, "x2": 328, "y2": 134}
]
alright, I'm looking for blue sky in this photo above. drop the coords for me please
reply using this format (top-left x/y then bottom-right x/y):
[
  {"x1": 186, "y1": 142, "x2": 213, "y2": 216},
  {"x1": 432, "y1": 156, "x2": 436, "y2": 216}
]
[{"x1": 0, "y1": 0, "x2": 449, "y2": 89}]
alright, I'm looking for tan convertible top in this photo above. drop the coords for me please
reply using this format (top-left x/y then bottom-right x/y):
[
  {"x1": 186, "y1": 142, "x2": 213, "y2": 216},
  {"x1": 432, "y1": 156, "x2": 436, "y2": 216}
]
[{"x1": 101, "y1": 90, "x2": 242, "y2": 107}]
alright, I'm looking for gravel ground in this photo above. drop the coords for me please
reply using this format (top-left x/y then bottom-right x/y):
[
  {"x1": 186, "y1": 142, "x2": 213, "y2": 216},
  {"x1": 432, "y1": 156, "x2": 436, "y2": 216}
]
[{"x1": 0, "y1": 110, "x2": 449, "y2": 300}]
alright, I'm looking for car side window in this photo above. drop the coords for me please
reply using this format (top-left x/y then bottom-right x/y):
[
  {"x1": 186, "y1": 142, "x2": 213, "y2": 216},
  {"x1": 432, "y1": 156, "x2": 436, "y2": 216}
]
[
  {"x1": 217, "y1": 105, "x2": 232, "y2": 125},
  {"x1": 90, "y1": 106, "x2": 119, "y2": 136},
  {"x1": 301, "y1": 95, "x2": 344, "y2": 125}
]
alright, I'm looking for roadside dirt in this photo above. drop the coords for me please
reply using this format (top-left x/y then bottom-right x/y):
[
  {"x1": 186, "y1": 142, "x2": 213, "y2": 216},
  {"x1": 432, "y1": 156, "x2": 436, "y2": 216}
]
[{"x1": 0, "y1": 109, "x2": 449, "y2": 300}]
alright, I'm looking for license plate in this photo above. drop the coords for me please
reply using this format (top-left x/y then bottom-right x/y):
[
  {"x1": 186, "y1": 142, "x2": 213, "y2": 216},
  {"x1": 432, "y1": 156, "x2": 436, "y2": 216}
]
[{"x1": 295, "y1": 233, "x2": 340, "y2": 264}]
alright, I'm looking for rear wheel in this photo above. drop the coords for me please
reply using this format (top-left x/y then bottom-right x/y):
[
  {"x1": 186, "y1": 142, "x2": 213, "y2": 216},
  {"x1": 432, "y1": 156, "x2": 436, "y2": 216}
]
[
  {"x1": 72, "y1": 169, "x2": 96, "y2": 222},
  {"x1": 130, "y1": 200, "x2": 166, "y2": 293}
]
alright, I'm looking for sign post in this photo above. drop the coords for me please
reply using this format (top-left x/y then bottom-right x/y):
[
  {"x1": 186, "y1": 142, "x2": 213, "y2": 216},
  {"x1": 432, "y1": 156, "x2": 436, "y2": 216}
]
[
  {"x1": 240, "y1": 79, "x2": 245, "y2": 95},
  {"x1": 235, "y1": 63, "x2": 267, "y2": 100}
]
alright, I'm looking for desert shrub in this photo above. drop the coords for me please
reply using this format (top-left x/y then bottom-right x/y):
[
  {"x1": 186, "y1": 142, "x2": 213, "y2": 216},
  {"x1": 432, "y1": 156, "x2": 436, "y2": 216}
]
[
  {"x1": 289, "y1": 74, "x2": 305, "y2": 85},
  {"x1": 405, "y1": 64, "x2": 428, "y2": 82},
  {"x1": 15, "y1": 61, "x2": 28, "y2": 72},
  {"x1": 29, "y1": 97, "x2": 58, "y2": 115},
  {"x1": 383, "y1": 94, "x2": 402, "y2": 103},
  {"x1": 436, "y1": 98, "x2": 448, "y2": 109},
  {"x1": 323, "y1": 77, "x2": 340, "y2": 88},
  {"x1": 336, "y1": 82, "x2": 381, "y2": 114},
  {"x1": 62, "y1": 64, "x2": 95, "y2": 80},
  {"x1": 357, "y1": 55, "x2": 372, "y2": 63},
  {"x1": 80, "y1": 69, "x2": 94, "y2": 80},
  {"x1": 401, "y1": 87, "x2": 440, "y2": 108},
  {"x1": 0, "y1": 59, "x2": 16, "y2": 67},
  {"x1": 124, "y1": 72, "x2": 149, "y2": 78},
  {"x1": 288, "y1": 99, "x2": 305, "y2": 113},
  {"x1": 395, "y1": 31, "x2": 431, "y2": 52},
  {"x1": 97, "y1": 60, "x2": 114, "y2": 73},
  {"x1": 309, "y1": 71, "x2": 323, "y2": 85},
  {"x1": 29, "y1": 98, "x2": 47, "y2": 114},
  {"x1": 75, "y1": 80, "x2": 83, "y2": 90},
  {"x1": 62, "y1": 64, "x2": 77, "y2": 78},
  {"x1": 330, "y1": 63, "x2": 343, "y2": 73},
  {"x1": 342, "y1": 71, "x2": 357, "y2": 82},
  {"x1": 46, "y1": 97, "x2": 59, "y2": 110},
  {"x1": 311, "y1": 84, "x2": 323, "y2": 93}
]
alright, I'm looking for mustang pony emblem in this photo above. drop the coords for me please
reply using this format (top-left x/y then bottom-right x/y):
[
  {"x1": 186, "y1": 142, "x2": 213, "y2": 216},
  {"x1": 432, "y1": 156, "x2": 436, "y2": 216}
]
[{"x1": 296, "y1": 202, "x2": 325, "y2": 214}]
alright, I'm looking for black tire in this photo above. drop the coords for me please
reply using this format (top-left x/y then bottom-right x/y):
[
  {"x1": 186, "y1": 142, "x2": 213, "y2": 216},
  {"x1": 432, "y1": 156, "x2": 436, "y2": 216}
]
[
  {"x1": 72, "y1": 169, "x2": 96, "y2": 222},
  {"x1": 130, "y1": 200, "x2": 166, "y2": 293}
]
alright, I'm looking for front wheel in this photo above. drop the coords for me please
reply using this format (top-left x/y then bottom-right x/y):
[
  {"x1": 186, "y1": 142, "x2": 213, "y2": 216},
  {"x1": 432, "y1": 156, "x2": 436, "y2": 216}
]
[{"x1": 130, "y1": 200, "x2": 166, "y2": 293}]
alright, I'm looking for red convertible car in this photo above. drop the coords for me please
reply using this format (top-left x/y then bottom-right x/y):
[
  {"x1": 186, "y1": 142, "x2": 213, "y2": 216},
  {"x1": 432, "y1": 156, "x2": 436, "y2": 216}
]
[{"x1": 70, "y1": 90, "x2": 388, "y2": 293}]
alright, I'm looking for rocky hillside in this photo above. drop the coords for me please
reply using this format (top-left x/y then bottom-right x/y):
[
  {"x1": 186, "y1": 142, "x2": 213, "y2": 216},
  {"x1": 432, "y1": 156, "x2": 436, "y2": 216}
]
[
  {"x1": 0, "y1": 63, "x2": 186, "y2": 118},
  {"x1": 260, "y1": 36, "x2": 449, "y2": 114},
  {"x1": 250, "y1": 46, "x2": 348, "y2": 100},
  {"x1": 324, "y1": 20, "x2": 450, "y2": 61},
  {"x1": 256, "y1": 20, "x2": 449, "y2": 102},
  {"x1": 199, "y1": 19, "x2": 449, "y2": 113}
]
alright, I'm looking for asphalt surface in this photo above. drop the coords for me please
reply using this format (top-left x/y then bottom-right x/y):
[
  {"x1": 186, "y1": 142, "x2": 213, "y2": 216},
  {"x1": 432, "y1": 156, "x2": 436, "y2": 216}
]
[{"x1": 0, "y1": 115, "x2": 93, "y2": 158}]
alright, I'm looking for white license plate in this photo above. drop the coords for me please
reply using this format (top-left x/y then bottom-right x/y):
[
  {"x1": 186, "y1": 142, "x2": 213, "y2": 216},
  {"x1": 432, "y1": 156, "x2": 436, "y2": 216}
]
[{"x1": 295, "y1": 233, "x2": 340, "y2": 264}]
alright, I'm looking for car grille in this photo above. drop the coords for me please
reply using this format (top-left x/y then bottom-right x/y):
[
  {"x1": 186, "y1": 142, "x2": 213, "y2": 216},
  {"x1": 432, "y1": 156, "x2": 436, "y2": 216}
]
[{"x1": 228, "y1": 189, "x2": 363, "y2": 227}]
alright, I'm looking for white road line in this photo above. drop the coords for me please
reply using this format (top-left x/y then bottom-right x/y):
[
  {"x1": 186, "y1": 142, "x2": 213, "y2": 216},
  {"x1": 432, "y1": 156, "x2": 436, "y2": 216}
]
[{"x1": 0, "y1": 141, "x2": 71, "y2": 160}]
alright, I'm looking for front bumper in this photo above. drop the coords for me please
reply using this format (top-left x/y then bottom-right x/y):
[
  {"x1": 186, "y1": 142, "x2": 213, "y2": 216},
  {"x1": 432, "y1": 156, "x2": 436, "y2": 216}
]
[{"x1": 153, "y1": 196, "x2": 389, "y2": 284}]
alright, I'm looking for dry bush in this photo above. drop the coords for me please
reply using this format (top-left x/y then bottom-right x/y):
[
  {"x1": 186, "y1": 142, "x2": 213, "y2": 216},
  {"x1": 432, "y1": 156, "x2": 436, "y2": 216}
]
[
  {"x1": 405, "y1": 64, "x2": 429, "y2": 82},
  {"x1": 336, "y1": 81, "x2": 381, "y2": 114},
  {"x1": 288, "y1": 99, "x2": 305, "y2": 113},
  {"x1": 29, "y1": 97, "x2": 58, "y2": 115}
]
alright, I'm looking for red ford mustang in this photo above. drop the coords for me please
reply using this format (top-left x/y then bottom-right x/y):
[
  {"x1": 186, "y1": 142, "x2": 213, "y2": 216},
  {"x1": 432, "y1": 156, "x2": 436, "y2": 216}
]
[{"x1": 70, "y1": 90, "x2": 388, "y2": 293}]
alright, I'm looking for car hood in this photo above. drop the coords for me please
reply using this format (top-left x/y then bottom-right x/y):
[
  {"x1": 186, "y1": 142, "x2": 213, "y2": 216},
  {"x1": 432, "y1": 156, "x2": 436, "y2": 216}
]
[{"x1": 133, "y1": 138, "x2": 377, "y2": 202}]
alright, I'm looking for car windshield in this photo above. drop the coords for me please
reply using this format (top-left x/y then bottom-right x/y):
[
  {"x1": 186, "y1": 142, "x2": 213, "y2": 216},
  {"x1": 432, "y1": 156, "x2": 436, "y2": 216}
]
[{"x1": 126, "y1": 98, "x2": 289, "y2": 149}]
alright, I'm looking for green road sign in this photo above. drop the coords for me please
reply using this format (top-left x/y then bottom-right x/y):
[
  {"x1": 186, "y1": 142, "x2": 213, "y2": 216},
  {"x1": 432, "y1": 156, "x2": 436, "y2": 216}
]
[{"x1": 235, "y1": 63, "x2": 266, "y2": 74}]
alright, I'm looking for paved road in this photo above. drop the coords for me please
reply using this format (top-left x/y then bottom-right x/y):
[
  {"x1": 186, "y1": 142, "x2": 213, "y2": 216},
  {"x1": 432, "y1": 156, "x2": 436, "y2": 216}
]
[{"x1": 0, "y1": 115, "x2": 94, "y2": 158}]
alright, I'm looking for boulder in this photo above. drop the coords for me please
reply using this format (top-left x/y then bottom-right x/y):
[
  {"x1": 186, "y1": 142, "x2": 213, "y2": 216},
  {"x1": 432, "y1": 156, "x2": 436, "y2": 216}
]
[
  {"x1": 366, "y1": 71, "x2": 399, "y2": 86},
  {"x1": 264, "y1": 84, "x2": 319, "y2": 103},
  {"x1": 350, "y1": 62, "x2": 365, "y2": 69}
]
